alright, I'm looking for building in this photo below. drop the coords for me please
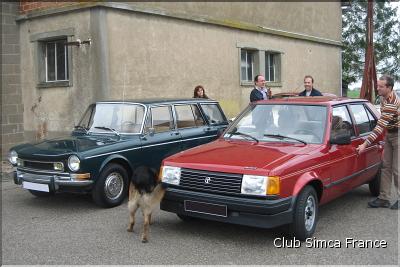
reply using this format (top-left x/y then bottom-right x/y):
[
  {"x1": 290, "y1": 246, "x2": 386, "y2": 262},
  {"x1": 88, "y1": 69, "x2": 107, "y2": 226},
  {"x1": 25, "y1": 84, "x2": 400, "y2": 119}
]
[{"x1": 1, "y1": 1, "x2": 342, "y2": 157}]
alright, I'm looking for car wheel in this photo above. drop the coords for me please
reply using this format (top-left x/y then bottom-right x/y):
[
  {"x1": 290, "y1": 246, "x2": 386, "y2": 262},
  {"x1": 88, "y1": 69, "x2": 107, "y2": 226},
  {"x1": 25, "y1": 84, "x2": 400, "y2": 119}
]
[
  {"x1": 28, "y1": 190, "x2": 54, "y2": 197},
  {"x1": 369, "y1": 169, "x2": 381, "y2": 197},
  {"x1": 92, "y1": 163, "x2": 128, "y2": 208},
  {"x1": 291, "y1": 185, "x2": 318, "y2": 241}
]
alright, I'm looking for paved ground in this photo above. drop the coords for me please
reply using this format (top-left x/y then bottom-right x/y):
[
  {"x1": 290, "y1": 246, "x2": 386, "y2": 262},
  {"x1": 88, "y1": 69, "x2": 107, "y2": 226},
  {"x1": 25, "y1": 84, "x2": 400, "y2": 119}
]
[{"x1": 1, "y1": 163, "x2": 399, "y2": 265}]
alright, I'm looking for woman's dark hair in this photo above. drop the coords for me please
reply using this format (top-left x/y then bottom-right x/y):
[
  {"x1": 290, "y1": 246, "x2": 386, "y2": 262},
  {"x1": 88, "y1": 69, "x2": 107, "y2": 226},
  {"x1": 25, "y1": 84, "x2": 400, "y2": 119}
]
[{"x1": 193, "y1": 85, "x2": 209, "y2": 98}]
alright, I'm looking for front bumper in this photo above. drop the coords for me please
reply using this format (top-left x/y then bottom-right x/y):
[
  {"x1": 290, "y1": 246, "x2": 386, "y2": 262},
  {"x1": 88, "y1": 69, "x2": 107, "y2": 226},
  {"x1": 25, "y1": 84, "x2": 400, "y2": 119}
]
[
  {"x1": 161, "y1": 186, "x2": 295, "y2": 229},
  {"x1": 14, "y1": 168, "x2": 93, "y2": 192}
]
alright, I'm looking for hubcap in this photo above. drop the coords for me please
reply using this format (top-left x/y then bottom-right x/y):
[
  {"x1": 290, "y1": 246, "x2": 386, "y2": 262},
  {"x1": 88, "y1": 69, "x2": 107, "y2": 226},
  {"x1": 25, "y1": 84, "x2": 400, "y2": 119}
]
[
  {"x1": 104, "y1": 172, "x2": 124, "y2": 200},
  {"x1": 304, "y1": 195, "x2": 316, "y2": 231}
]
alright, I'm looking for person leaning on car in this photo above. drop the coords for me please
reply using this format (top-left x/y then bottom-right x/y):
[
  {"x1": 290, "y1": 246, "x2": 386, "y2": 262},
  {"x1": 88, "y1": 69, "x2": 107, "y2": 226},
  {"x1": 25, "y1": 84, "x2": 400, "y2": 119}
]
[
  {"x1": 299, "y1": 75, "x2": 323, "y2": 96},
  {"x1": 250, "y1": 75, "x2": 272, "y2": 102},
  {"x1": 356, "y1": 75, "x2": 399, "y2": 210}
]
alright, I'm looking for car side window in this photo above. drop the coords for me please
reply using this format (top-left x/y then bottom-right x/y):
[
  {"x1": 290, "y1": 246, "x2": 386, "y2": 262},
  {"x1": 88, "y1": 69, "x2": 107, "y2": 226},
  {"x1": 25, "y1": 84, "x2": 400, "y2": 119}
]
[
  {"x1": 200, "y1": 104, "x2": 226, "y2": 124},
  {"x1": 146, "y1": 106, "x2": 173, "y2": 133},
  {"x1": 349, "y1": 104, "x2": 374, "y2": 135},
  {"x1": 332, "y1": 106, "x2": 355, "y2": 137},
  {"x1": 365, "y1": 106, "x2": 377, "y2": 129},
  {"x1": 175, "y1": 105, "x2": 205, "y2": 129}
]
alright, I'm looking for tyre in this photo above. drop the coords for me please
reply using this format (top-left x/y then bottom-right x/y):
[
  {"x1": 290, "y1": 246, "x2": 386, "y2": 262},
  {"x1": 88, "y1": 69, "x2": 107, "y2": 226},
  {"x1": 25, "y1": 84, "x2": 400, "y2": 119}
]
[
  {"x1": 28, "y1": 190, "x2": 54, "y2": 197},
  {"x1": 92, "y1": 163, "x2": 128, "y2": 208},
  {"x1": 290, "y1": 185, "x2": 318, "y2": 241},
  {"x1": 369, "y1": 169, "x2": 381, "y2": 197}
]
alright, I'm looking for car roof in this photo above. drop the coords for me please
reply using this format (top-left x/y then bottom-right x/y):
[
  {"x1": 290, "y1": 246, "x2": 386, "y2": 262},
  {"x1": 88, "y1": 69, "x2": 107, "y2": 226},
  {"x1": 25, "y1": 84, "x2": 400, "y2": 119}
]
[
  {"x1": 255, "y1": 96, "x2": 369, "y2": 106},
  {"x1": 96, "y1": 98, "x2": 218, "y2": 105}
]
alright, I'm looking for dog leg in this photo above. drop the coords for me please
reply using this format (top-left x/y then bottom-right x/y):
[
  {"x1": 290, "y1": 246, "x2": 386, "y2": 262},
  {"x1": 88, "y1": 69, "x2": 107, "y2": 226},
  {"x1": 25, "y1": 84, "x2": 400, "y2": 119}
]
[
  {"x1": 141, "y1": 212, "x2": 151, "y2": 243},
  {"x1": 127, "y1": 201, "x2": 139, "y2": 232}
]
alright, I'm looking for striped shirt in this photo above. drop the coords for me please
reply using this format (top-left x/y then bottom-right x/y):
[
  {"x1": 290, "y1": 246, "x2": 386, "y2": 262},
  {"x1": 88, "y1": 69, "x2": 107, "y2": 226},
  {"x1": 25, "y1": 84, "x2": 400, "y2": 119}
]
[{"x1": 366, "y1": 90, "x2": 400, "y2": 145}]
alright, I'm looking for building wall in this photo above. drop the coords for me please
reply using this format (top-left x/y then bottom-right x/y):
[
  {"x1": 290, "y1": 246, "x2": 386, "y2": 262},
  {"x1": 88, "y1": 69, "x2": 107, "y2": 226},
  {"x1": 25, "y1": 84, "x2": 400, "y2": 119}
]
[
  {"x1": 1, "y1": 2, "x2": 24, "y2": 158},
  {"x1": 13, "y1": 2, "x2": 342, "y2": 147},
  {"x1": 106, "y1": 9, "x2": 341, "y2": 117},
  {"x1": 127, "y1": 1, "x2": 342, "y2": 41}
]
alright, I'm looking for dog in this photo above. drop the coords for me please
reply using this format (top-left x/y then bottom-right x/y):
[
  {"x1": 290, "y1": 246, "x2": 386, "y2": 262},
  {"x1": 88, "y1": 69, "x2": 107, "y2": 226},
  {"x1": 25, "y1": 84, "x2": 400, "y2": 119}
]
[{"x1": 127, "y1": 166, "x2": 165, "y2": 243}]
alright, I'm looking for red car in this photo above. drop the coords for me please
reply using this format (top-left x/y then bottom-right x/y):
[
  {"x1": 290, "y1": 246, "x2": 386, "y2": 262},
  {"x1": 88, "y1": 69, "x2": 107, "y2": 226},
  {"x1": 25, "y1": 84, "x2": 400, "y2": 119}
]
[{"x1": 160, "y1": 96, "x2": 383, "y2": 240}]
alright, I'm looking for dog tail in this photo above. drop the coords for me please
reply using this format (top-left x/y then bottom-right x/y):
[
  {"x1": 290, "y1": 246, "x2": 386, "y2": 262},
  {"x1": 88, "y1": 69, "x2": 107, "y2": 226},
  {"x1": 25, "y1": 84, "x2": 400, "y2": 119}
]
[{"x1": 153, "y1": 183, "x2": 165, "y2": 203}]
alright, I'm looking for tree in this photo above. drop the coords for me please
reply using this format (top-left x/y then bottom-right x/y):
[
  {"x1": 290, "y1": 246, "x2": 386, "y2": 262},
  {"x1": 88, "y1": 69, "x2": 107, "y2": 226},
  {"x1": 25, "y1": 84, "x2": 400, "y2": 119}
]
[{"x1": 342, "y1": 0, "x2": 400, "y2": 85}]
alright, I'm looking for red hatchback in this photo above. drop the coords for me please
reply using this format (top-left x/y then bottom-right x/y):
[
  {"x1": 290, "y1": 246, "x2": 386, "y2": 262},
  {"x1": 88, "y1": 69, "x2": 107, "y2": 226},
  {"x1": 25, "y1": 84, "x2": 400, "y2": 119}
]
[{"x1": 160, "y1": 96, "x2": 384, "y2": 240}]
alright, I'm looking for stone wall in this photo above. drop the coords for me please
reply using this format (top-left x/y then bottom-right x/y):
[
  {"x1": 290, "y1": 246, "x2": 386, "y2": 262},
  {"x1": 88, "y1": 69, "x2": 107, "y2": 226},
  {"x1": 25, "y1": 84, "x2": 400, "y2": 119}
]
[{"x1": 1, "y1": 2, "x2": 24, "y2": 159}]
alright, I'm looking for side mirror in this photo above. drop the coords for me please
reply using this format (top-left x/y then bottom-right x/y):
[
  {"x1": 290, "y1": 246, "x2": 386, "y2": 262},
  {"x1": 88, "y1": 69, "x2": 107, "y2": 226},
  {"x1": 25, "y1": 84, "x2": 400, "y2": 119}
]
[
  {"x1": 217, "y1": 128, "x2": 225, "y2": 137},
  {"x1": 330, "y1": 130, "x2": 351, "y2": 145},
  {"x1": 148, "y1": 127, "x2": 155, "y2": 136}
]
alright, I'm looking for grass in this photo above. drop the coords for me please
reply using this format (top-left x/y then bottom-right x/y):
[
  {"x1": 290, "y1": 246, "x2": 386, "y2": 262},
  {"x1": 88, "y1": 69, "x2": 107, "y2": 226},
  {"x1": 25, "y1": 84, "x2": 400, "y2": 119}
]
[{"x1": 346, "y1": 90, "x2": 360, "y2": 98}]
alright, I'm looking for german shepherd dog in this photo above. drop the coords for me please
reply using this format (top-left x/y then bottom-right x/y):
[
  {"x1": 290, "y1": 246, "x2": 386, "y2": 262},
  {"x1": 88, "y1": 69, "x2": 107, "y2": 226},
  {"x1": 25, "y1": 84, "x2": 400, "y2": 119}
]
[{"x1": 127, "y1": 166, "x2": 165, "y2": 243}]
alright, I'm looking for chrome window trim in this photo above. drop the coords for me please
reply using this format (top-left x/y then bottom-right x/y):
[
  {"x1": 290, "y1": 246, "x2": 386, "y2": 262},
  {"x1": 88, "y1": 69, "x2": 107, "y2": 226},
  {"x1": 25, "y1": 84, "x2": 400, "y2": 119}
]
[{"x1": 84, "y1": 134, "x2": 217, "y2": 159}]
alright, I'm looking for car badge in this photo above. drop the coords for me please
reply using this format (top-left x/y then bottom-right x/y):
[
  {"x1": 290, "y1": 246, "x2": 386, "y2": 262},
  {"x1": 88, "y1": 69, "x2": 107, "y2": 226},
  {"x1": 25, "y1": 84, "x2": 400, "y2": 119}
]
[{"x1": 204, "y1": 177, "x2": 211, "y2": 184}]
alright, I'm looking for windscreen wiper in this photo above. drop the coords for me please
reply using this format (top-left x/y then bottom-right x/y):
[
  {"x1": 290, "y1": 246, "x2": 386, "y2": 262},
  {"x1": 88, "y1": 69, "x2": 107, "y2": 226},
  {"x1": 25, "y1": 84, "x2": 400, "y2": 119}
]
[
  {"x1": 229, "y1": 131, "x2": 259, "y2": 143},
  {"x1": 94, "y1": 126, "x2": 120, "y2": 137},
  {"x1": 264, "y1": 134, "x2": 307, "y2": 145},
  {"x1": 74, "y1": 125, "x2": 88, "y2": 134}
]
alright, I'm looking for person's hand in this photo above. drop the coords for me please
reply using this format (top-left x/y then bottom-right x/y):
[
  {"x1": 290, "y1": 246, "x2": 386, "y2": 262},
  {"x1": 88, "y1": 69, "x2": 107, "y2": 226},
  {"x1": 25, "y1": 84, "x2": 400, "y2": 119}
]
[
  {"x1": 267, "y1": 88, "x2": 272, "y2": 98},
  {"x1": 356, "y1": 142, "x2": 367, "y2": 154}
]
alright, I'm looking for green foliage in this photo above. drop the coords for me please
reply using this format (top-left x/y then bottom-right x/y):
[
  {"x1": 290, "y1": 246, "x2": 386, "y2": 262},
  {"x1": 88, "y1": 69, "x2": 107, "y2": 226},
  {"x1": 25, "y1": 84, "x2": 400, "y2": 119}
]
[{"x1": 342, "y1": 0, "x2": 400, "y2": 84}]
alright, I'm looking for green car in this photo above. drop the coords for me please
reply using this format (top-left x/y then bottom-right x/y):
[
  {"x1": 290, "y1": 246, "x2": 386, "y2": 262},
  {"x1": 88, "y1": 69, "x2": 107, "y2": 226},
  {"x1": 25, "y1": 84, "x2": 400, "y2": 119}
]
[{"x1": 8, "y1": 98, "x2": 228, "y2": 207}]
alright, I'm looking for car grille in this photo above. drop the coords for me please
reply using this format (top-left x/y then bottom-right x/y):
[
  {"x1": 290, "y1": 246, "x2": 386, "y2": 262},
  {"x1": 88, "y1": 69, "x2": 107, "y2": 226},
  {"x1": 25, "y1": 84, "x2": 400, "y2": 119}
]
[
  {"x1": 180, "y1": 168, "x2": 243, "y2": 195},
  {"x1": 19, "y1": 159, "x2": 64, "y2": 172},
  {"x1": 24, "y1": 161, "x2": 54, "y2": 170}
]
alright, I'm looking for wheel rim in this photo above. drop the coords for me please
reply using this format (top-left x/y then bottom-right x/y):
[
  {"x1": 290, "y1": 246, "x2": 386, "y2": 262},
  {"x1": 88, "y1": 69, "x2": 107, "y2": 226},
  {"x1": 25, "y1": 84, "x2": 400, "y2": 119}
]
[
  {"x1": 304, "y1": 195, "x2": 316, "y2": 232},
  {"x1": 104, "y1": 172, "x2": 124, "y2": 200}
]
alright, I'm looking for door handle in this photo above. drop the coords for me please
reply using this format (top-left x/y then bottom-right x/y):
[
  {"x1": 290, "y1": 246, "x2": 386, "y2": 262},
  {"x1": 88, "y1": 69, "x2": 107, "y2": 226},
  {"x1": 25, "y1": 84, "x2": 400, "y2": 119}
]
[{"x1": 171, "y1": 132, "x2": 179, "y2": 136}]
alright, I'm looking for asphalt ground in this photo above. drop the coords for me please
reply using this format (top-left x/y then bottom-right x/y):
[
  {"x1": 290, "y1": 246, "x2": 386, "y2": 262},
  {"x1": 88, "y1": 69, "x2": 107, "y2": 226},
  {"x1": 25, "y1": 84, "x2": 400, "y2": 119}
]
[{"x1": 1, "y1": 167, "x2": 399, "y2": 265}]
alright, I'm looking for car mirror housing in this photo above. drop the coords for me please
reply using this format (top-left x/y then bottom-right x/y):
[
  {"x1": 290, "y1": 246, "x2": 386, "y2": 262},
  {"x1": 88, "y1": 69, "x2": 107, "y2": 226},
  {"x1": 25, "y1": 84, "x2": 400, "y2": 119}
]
[{"x1": 330, "y1": 130, "x2": 351, "y2": 145}]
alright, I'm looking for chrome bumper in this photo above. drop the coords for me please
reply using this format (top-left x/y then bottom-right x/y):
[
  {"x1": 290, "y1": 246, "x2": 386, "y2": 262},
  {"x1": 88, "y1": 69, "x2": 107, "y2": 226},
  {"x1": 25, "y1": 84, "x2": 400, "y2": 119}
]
[{"x1": 14, "y1": 169, "x2": 93, "y2": 190}]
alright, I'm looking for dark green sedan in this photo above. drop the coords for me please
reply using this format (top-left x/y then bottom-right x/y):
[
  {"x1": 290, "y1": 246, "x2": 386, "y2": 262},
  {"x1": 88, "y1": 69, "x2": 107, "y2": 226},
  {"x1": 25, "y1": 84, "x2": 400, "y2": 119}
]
[{"x1": 8, "y1": 98, "x2": 228, "y2": 207}]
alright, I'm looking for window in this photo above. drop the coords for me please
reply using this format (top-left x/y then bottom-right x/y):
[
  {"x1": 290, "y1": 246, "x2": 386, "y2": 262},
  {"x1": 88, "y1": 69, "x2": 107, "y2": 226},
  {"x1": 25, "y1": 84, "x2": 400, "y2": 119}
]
[
  {"x1": 332, "y1": 106, "x2": 355, "y2": 138},
  {"x1": 175, "y1": 105, "x2": 205, "y2": 129},
  {"x1": 265, "y1": 52, "x2": 281, "y2": 82},
  {"x1": 200, "y1": 104, "x2": 227, "y2": 125},
  {"x1": 349, "y1": 104, "x2": 375, "y2": 135},
  {"x1": 240, "y1": 49, "x2": 255, "y2": 82},
  {"x1": 146, "y1": 106, "x2": 173, "y2": 133},
  {"x1": 30, "y1": 28, "x2": 74, "y2": 88},
  {"x1": 239, "y1": 46, "x2": 282, "y2": 85},
  {"x1": 43, "y1": 39, "x2": 68, "y2": 82}
]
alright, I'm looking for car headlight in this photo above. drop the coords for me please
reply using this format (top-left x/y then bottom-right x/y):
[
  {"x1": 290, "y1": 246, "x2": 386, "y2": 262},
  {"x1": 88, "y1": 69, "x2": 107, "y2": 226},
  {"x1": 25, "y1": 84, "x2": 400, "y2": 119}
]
[
  {"x1": 68, "y1": 155, "x2": 80, "y2": 172},
  {"x1": 161, "y1": 166, "x2": 181, "y2": 185},
  {"x1": 8, "y1": 150, "x2": 18, "y2": 165},
  {"x1": 241, "y1": 175, "x2": 280, "y2": 196}
]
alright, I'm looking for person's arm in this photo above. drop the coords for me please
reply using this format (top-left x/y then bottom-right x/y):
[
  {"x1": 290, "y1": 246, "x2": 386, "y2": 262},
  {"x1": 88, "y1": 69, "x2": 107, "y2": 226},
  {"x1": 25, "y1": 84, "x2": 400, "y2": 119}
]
[
  {"x1": 250, "y1": 89, "x2": 258, "y2": 102},
  {"x1": 357, "y1": 102, "x2": 397, "y2": 153}
]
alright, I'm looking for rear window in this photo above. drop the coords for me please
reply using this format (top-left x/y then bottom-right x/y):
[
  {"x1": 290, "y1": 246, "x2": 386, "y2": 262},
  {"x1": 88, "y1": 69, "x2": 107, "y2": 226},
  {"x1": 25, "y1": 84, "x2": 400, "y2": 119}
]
[{"x1": 200, "y1": 104, "x2": 226, "y2": 125}]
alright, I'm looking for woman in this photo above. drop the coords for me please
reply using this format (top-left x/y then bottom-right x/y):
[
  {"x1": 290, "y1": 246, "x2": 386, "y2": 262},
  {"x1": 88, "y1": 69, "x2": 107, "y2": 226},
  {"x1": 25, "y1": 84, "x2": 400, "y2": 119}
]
[{"x1": 193, "y1": 85, "x2": 209, "y2": 99}]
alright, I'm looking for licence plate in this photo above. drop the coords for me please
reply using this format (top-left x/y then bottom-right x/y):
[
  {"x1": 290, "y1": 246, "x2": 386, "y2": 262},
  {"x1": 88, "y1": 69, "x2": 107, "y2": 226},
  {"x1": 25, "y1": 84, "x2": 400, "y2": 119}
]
[
  {"x1": 184, "y1": 200, "x2": 227, "y2": 217},
  {"x1": 22, "y1": 181, "x2": 49, "y2": 192}
]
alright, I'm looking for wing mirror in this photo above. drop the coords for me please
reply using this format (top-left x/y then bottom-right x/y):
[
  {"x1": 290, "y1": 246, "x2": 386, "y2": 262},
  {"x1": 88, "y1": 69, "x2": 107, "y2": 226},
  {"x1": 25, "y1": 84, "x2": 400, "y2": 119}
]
[{"x1": 330, "y1": 130, "x2": 351, "y2": 145}]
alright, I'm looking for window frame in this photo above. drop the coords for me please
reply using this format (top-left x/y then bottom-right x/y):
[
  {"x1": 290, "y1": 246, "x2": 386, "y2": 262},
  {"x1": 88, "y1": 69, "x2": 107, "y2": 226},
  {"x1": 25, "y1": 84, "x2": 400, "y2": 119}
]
[
  {"x1": 30, "y1": 28, "x2": 74, "y2": 88},
  {"x1": 238, "y1": 44, "x2": 283, "y2": 87}
]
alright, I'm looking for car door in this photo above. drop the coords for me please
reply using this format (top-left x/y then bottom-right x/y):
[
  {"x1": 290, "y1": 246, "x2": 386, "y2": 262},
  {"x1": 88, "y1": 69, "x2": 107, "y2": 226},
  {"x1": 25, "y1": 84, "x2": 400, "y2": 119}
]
[
  {"x1": 174, "y1": 103, "x2": 213, "y2": 150},
  {"x1": 325, "y1": 105, "x2": 359, "y2": 197},
  {"x1": 139, "y1": 105, "x2": 182, "y2": 170},
  {"x1": 348, "y1": 103, "x2": 382, "y2": 186},
  {"x1": 199, "y1": 102, "x2": 229, "y2": 139}
]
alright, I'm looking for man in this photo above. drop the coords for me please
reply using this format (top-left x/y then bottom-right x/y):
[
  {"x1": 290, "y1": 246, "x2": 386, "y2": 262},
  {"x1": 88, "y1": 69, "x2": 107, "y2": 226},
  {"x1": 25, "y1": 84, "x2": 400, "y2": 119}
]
[
  {"x1": 299, "y1": 75, "x2": 323, "y2": 96},
  {"x1": 250, "y1": 75, "x2": 271, "y2": 102},
  {"x1": 356, "y1": 75, "x2": 399, "y2": 210}
]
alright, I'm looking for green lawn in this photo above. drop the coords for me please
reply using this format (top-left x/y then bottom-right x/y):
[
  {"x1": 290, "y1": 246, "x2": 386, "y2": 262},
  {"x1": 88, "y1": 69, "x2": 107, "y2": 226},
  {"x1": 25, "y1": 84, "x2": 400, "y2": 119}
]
[{"x1": 347, "y1": 90, "x2": 360, "y2": 98}]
